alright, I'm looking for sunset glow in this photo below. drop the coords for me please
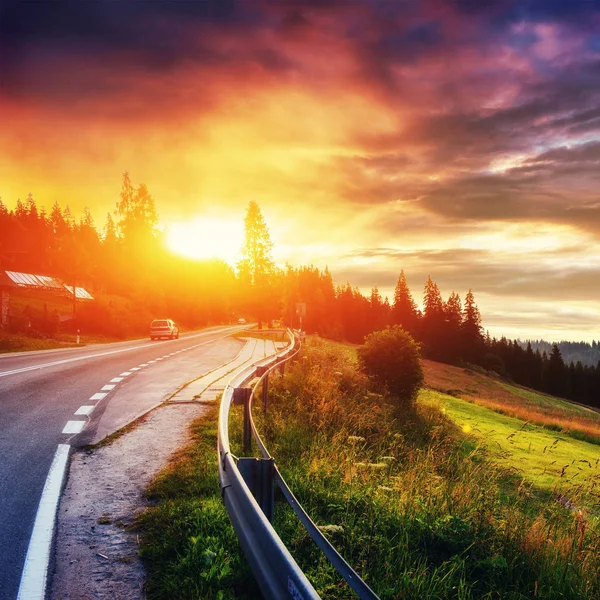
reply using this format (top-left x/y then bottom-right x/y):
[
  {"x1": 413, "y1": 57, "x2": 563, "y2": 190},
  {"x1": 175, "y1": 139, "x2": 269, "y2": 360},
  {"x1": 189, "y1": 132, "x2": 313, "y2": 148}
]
[
  {"x1": 166, "y1": 218, "x2": 244, "y2": 264},
  {"x1": 1, "y1": 0, "x2": 600, "y2": 341}
]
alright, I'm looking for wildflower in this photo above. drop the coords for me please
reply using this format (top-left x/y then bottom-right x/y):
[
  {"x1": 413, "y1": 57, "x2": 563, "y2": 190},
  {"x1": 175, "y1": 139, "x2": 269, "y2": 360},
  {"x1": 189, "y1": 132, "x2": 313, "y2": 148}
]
[
  {"x1": 347, "y1": 435, "x2": 365, "y2": 444},
  {"x1": 367, "y1": 462, "x2": 388, "y2": 470}
]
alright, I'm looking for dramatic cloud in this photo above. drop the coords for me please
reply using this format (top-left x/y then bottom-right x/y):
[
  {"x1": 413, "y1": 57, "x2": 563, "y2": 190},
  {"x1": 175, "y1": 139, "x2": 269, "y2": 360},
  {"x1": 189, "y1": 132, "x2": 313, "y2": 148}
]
[{"x1": 1, "y1": 0, "x2": 599, "y2": 340}]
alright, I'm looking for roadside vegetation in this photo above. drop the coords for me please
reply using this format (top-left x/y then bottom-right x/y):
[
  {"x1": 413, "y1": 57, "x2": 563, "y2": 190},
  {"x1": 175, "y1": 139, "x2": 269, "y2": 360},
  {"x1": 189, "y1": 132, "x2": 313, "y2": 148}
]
[
  {"x1": 136, "y1": 406, "x2": 259, "y2": 600},
  {"x1": 138, "y1": 336, "x2": 600, "y2": 599}
]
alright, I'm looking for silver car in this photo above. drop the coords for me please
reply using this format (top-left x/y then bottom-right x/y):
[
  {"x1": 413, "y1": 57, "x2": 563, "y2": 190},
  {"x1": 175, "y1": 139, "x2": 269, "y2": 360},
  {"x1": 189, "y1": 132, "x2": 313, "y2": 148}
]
[{"x1": 150, "y1": 319, "x2": 179, "y2": 340}]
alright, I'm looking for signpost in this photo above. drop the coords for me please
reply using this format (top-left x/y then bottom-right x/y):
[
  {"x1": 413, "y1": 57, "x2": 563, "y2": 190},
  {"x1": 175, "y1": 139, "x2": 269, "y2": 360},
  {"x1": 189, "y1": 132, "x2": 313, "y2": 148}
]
[
  {"x1": 1, "y1": 290, "x2": 9, "y2": 328},
  {"x1": 295, "y1": 303, "x2": 306, "y2": 333}
]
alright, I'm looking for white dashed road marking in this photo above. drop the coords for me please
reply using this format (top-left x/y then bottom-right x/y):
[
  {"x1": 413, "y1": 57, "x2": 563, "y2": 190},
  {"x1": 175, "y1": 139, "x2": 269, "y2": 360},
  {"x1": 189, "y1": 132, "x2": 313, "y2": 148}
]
[
  {"x1": 101, "y1": 384, "x2": 115, "y2": 391},
  {"x1": 130, "y1": 367, "x2": 140, "y2": 371},
  {"x1": 119, "y1": 372, "x2": 132, "y2": 376},
  {"x1": 110, "y1": 377, "x2": 124, "y2": 383},
  {"x1": 62, "y1": 421, "x2": 86, "y2": 434},
  {"x1": 89, "y1": 392, "x2": 107, "y2": 401},
  {"x1": 75, "y1": 406, "x2": 94, "y2": 416}
]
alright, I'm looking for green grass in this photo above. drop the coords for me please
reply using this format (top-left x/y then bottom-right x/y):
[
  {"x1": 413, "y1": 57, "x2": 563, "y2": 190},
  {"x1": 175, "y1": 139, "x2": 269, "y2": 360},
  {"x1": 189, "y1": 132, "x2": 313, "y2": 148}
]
[
  {"x1": 423, "y1": 359, "x2": 600, "y2": 446},
  {"x1": 139, "y1": 337, "x2": 600, "y2": 599},
  {"x1": 500, "y1": 382, "x2": 600, "y2": 418},
  {"x1": 0, "y1": 332, "x2": 80, "y2": 353},
  {"x1": 136, "y1": 407, "x2": 260, "y2": 599},
  {"x1": 421, "y1": 389, "x2": 600, "y2": 495}
]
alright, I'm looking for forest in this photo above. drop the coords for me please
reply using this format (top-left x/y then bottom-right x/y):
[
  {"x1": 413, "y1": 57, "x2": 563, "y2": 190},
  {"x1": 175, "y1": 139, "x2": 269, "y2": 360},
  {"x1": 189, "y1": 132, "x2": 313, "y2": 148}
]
[{"x1": 1, "y1": 174, "x2": 599, "y2": 408}]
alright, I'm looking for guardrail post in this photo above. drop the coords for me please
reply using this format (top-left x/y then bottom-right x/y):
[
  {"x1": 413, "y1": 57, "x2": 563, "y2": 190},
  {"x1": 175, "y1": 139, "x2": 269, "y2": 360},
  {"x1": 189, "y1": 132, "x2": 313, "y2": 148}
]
[
  {"x1": 237, "y1": 457, "x2": 275, "y2": 523},
  {"x1": 262, "y1": 373, "x2": 269, "y2": 414},
  {"x1": 243, "y1": 391, "x2": 252, "y2": 454},
  {"x1": 233, "y1": 387, "x2": 253, "y2": 454}
]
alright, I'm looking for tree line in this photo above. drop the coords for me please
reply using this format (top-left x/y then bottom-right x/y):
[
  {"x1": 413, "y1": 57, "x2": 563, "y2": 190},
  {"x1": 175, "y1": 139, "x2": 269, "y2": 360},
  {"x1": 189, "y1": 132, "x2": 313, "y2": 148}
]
[
  {"x1": 1, "y1": 178, "x2": 598, "y2": 407},
  {"x1": 523, "y1": 340, "x2": 600, "y2": 368}
]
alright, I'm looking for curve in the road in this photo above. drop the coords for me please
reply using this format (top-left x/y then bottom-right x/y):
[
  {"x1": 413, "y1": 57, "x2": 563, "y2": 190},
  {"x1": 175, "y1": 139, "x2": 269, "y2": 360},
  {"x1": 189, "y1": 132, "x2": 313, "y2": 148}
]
[{"x1": 15, "y1": 328, "x2": 244, "y2": 600}]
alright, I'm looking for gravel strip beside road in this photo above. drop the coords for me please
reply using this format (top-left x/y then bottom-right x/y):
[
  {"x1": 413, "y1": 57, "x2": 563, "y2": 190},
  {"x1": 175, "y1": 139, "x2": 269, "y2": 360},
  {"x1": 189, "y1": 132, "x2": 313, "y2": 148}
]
[{"x1": 49, "y1": 403, "x2": 208, "y2": 600}]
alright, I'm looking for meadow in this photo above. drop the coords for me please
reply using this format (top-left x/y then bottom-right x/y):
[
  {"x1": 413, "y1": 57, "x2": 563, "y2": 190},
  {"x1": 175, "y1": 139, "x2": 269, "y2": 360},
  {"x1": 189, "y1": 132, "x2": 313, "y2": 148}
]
[
  {"x1": 422, "y1": 359, "x2": 600, "y2": 444},
  {"x1": 137, "y1": 337, "x2": 600, "y2": 599}
]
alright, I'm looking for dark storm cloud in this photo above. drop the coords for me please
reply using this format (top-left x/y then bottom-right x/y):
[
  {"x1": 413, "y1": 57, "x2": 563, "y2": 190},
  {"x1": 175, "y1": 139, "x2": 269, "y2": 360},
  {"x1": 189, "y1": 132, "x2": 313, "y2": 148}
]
[
  {"x1": 0, "y1": 0, "x2": 276, "y2": 98},
  {"x1": 3, "y1": 0, "x2": 600, "y2": 239},
  {"x1": 402, "y1": 140, "x2": 600, "y2": 233},
  {"x1": 503, "y1": 0, "x2": 600, "y2": 24}
]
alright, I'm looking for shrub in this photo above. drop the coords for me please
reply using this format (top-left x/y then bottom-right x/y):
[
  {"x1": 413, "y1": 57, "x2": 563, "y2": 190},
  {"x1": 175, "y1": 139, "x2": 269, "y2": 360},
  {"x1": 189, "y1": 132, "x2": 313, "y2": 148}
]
[{"x1": 357, "y1": 325, "x2": 424, "y2": 412}]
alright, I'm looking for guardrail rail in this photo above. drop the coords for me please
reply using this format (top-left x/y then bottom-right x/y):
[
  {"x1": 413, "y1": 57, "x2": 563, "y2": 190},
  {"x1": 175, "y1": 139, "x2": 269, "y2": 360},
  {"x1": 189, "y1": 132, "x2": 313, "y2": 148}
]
[{"x1": 217, "y1": 329, "x2": 380, "y2": 600}]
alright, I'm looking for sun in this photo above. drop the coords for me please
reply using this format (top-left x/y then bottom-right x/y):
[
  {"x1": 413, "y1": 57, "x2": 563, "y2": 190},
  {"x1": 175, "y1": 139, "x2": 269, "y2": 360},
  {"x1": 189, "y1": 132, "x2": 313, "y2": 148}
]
[{"x1": 166, "y1": 217, "x2": 244, "y2": 264}]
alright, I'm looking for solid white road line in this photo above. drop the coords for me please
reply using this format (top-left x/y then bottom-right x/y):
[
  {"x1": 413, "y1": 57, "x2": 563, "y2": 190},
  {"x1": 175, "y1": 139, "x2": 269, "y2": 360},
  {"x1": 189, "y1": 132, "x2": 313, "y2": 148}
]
[
  {"x1": 17, "y1": 444, "x2": 70, "y2": 600},
  {"x1": 89, "y1": 392, "x2": 108, "y2": 401},
  {"x1": 110, "y1": 377, "x2": 124, "y2": 383},
  {"x1": 75, "y1": 406, "x2": 94, "y2": 415},
  {"x1": 101, "y1": 384, "x2": 115, "y2": 391},
  {"x1": 62, "y1": 421, "x2": 86, "y2": 434},
  {"x1": 0, "y1": 326, "x2": 242, "y2": 378}
]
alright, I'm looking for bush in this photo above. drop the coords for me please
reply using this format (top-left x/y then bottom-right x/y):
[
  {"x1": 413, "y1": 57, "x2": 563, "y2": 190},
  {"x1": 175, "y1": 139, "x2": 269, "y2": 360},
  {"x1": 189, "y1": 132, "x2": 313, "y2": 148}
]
[{"x1": 357, "y1": 325, "x2": 423, "y2": 412}]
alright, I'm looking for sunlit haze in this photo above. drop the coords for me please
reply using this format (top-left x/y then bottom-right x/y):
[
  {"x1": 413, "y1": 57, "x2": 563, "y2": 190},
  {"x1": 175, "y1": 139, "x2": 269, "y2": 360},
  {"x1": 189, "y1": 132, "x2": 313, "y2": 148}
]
[
  {"x1": 1, "y1": 0, "x2": 600, "y2": 341},
  {"x1": 166, "y1": 218, "x2": 244, "y2": 264}
]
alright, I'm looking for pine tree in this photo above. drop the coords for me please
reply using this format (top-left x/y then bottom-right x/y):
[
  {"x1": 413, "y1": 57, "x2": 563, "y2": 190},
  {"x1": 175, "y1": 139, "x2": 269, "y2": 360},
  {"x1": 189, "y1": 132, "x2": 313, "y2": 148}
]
[
  {"x1": 441, "y1": 291, "x2": 462, "y2": 361},
  {"x1": 461, "y1": 289, "x2": 484, "y2": 363},
  {"x1": 115, "y1": 173, "x2": 158, "y2": 247},
  {"x1": 421, "y1": 275, "x2": 444, "y2": 358},
  {"x1": 103, "y1": 213, "x2": 117, "y2": 244},
  {"x1": 237, "y1": 201, "x2": 274, "y2": 287},
  {"x1": 237, "y1": 201, "x2": 275, "y2": 328},
  {"x1": 392, "y1": 270, "x2": 418, "y2": 335},
  {"x1": 370, "y1": 286, "x2": 388, "y2": 332},
  {"x1": 546, "y1": 343, "x2": 568, "y2": 398}
]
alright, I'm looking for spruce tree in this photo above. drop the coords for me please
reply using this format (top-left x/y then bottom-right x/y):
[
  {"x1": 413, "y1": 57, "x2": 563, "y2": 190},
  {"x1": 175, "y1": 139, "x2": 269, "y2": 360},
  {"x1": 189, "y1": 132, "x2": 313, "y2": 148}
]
[
  {"x1": 421, "y1": 275, "x2": 444, "y2": 358},
  {"x1": 237, "y1": 201, "x2": 275, "y2": 328},
  {"x1": 461, "y1": 289, "x2": 485, "y2": 363},
  {"x1": 392, "y1": 270, "x2": 418, "y2": 335},
  {"x1": 546, "y1": 343, "x2": 568, "y2": 398}
]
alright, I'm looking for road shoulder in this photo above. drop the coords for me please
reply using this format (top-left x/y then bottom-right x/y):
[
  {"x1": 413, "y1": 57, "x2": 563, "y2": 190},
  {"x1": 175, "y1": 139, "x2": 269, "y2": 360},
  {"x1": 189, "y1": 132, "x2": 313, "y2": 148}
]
[{"x1": 49, "y1": 403, "x2": 208, "y2": 600}]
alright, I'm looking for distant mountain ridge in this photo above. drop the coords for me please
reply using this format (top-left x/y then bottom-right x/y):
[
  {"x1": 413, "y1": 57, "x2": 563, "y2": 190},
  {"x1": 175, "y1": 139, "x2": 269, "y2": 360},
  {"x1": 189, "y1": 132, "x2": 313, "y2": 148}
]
[{"x1": 521, "y1": 340, "x2": 600, "y2": 368}]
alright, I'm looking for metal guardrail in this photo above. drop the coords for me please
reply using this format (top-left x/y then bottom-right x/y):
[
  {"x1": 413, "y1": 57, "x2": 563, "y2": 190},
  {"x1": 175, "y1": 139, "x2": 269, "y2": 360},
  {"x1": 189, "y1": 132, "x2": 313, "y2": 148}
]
[{"x1": 217, "y1": 329, "x2": 380, "y2": 600}]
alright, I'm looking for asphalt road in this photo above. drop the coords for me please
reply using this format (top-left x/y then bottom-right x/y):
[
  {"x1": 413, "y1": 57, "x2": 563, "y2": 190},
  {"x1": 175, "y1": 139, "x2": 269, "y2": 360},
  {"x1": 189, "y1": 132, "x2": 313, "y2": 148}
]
[{"x1": 0, "y1": 324, "x2": 247, "y2": 600}]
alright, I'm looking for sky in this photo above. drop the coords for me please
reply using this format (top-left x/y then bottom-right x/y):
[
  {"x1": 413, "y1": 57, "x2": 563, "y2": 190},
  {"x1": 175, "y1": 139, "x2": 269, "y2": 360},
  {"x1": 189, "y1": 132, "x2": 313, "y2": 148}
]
[{"x1": 1, "y1": 0, "x2": 600, "y2": 342}]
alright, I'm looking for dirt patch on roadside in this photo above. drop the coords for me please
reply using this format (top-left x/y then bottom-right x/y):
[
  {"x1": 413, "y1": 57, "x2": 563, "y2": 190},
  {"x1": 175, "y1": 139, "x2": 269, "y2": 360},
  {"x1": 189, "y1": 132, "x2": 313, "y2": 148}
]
[{"x1": 49, "y1": 403, "x2": 208, "y2": 600}]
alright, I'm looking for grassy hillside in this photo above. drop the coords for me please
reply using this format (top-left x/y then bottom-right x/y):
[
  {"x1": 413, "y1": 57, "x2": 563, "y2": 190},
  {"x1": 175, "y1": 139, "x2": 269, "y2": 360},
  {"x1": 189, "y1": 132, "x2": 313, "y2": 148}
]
[
  {"x1": 139, "y1": 336, "x2": 600, "y2": 599},
  {"x1": 422, "y1": 359, "x2": 600, "y2": 445}
]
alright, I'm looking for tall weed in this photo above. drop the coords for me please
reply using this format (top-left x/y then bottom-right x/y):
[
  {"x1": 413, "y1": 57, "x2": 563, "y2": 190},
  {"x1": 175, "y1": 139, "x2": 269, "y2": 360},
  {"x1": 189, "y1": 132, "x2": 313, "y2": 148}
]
[{"x1": 254, "y1": 338, "x2": 600, "y2": 599}]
